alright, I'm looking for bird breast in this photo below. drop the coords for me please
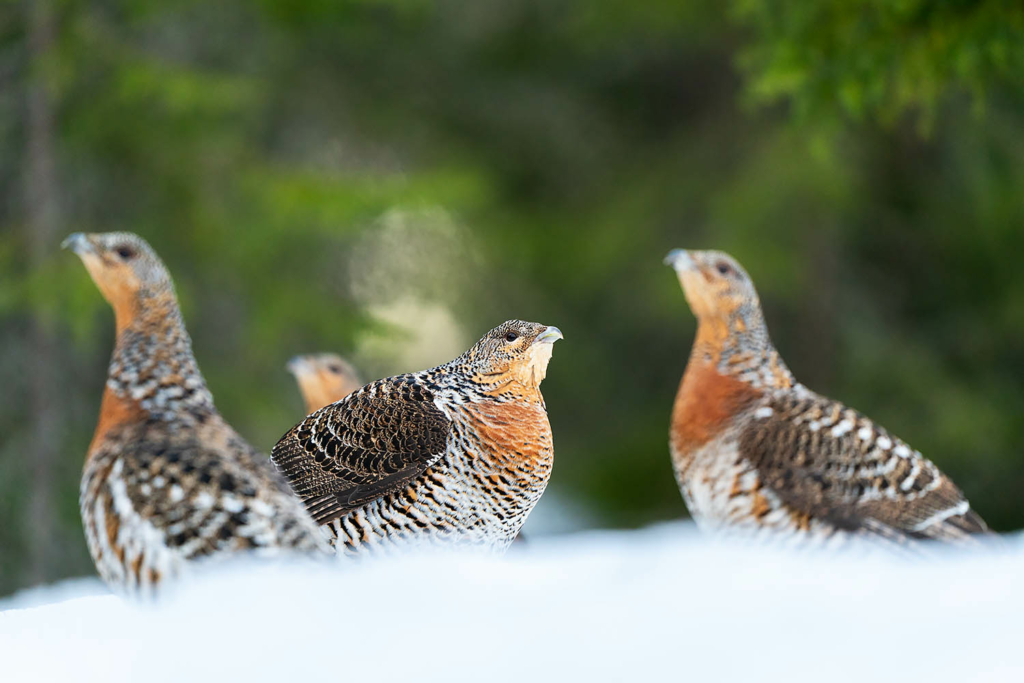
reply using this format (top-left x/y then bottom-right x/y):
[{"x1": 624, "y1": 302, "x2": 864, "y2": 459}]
[
  {"x1": 671, "y1": 361, "x2": 762, "y2": 468},
  {"x1": 455, "y1": 401, "x2": 554, "y2": 485}
]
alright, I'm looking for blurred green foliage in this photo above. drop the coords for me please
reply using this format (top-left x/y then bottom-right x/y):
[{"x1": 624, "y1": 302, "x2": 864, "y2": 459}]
[
  {"x1": 733, "y1": 0, "x2": 1024, "y2": 130},
  {"x1": 2, "y1": 0, "x2": 1023, "y2": 594}
]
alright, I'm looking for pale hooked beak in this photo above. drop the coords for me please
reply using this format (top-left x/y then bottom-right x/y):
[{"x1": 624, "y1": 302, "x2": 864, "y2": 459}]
[
  {"x1": 663, "y1": 248, "x2": 695, "y2": 272},
  {"x1": 286, "y1": 355, "x2": 312, "y2": 376},
  {"x1": 61, "y1": 232, "x2": 93, "y2": 255},
  {"x1": 534, "y1": 326, "x2": 564, "y2": 344}
]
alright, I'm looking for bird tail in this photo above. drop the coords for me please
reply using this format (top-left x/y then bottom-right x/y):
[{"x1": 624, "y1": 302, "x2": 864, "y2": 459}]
[{"x1": 303, "y1": 492, "x2": 350, "y2": 526}]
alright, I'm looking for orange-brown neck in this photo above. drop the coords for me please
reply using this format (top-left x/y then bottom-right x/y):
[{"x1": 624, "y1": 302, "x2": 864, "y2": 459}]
[
  {"x1": 109, "y1": 289, "x2": 177, "y2": 336},
  {"x1": 476, "y1": 380, "x2": 546, "y2": 406},
  {"x1": 690, "y1": 315, "x2": 732, "y2": 364},
  {"x1": 86, "y1": 385, "x2": 143, "y2": 460},
  {"x1": 687, "y1": 314, "x2": 793, "y2": 391},
  {"x1": 670, "y1": 357, "x2": 763, "y2": 463},
  {"x1": 468, "y1": 362, "x2": 546, "y2": 405},
  {"x1": 77, "y1": 251, "x2": 166, "y2": 336},
  {"x1": 470, "y1": 346, "x2": 553, "y2": 406}
]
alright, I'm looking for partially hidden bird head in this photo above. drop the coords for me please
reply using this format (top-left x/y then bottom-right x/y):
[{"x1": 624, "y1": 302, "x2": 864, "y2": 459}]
[
  {"x1": 63, "y1": 232, "x2": 177, "y2": 330},
  {"x1": 665, "y1": 249, "x2": 772, "y2": 360},
  {"x1": 455, "y1": 320, "x2": 563, "y2": 400},
  {"x1": 287, "y1": 353, "x2": 364, "y2": 414}
]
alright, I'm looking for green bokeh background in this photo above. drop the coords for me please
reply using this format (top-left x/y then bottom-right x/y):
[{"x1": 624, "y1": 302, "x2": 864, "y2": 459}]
[{"x1": 2, "y1": 0, "x2": 1023, "y2": 595}]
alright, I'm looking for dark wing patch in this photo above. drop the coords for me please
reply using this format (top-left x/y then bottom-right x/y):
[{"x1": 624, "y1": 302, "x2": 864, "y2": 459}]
[
  {"x1": 739, "y1": 390, "x2": 989, "y2": 542},
  {"x1": 272, "y1": 375, "x2": 451, "y2": 525}
]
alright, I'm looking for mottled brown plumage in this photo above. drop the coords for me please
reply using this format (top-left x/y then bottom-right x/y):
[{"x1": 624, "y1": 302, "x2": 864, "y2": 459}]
[
  {"x1": 287, "y1": 353, "x2": 363, "y2": 414},
  {"x1": 740, "y1": 390, "x2": 987, "y2": 540},
  {"x1": 665, "y1": 249, "x2": 988, "y2": 546},
  {"x1": 272, "y1": 320, "x2": 562, "y2": 554},
  {"x1": 65, "y1": 232, "x2": 325, "y2": 595}
]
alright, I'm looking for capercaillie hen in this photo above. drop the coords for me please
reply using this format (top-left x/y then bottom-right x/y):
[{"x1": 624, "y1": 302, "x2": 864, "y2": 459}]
[
  {"x1": 272, "y1": 320, "x2": 562, "y2": 555},
  {"x1": 64, "y1": 232, "x2": 325, "y2": 595},
  {"x1": 287, "y1": 353, "x2": 363, "y2": 414},
  {"x1": 665, "y1": 249, "x2": 989, "y2": 546}
]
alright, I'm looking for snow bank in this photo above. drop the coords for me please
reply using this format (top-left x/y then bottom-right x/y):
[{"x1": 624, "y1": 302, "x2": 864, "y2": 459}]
[{"x1": 1, "y1": 524, "x2": 1021, "y2": 682}]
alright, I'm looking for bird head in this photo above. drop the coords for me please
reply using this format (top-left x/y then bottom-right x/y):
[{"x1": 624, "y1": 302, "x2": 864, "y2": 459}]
[
  {"x1": 457, "y1": 320, "x2": 563, "y2": 399},
  {"x1": 287, "y1": 353, "x2": 364, "y2": 413},
  {"x1": 664, "y1": 249, "x2": 759, "y2": 319},
  {"x1": 63, "y1": 232, "x2": 176, "y2": 329},
  {"x1": 664, "y1": 249, "x2": 771, "y2": 356}
]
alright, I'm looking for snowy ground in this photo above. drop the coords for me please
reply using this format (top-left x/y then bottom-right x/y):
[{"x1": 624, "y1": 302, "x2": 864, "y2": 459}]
[{"x1": 1, "y1": 523, "x2": 1021, "y2": 682}]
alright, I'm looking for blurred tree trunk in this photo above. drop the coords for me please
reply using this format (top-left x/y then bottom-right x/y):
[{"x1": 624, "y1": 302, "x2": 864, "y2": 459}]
[{"x1": 23, "y1": 0, "x2": 63, "y2": 585}]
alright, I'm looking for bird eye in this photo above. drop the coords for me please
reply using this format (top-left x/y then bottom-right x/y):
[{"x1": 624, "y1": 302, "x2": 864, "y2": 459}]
[
  {"x1": 504, "y1": 332, "x2": 519, "y2": 343},
  {"x1": 328, "y1": 364, "x2": 343, "y2": 375},
  {"x1": 715, "y1": 261, "x2": 734, "y2": 276},
  {"x1": 116, "y1": 246, "x2": 136, "y2": 260}
]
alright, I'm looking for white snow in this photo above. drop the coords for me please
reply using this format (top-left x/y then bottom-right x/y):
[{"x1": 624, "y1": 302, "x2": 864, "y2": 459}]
[{"x1": 1, "y1": 524, "x2": 1021, "y2": 682}]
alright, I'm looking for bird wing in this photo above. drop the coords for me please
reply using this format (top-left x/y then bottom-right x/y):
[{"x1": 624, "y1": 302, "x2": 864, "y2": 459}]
[
  {"x1": 104, "y1": 427, "x2": 326, "y2": 561},
  {"x1": 271, "y1": 375, "x2": 452, "y2": 525},
  {"x1": 738, "y1": 388, "x2": 988, "y2": 541}
]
